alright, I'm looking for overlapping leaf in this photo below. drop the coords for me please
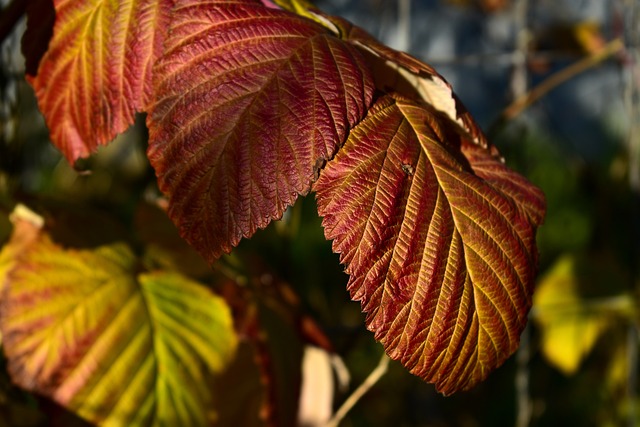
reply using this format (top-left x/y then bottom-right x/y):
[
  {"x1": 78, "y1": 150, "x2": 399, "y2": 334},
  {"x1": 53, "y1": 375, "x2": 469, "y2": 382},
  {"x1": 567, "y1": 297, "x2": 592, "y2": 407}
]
[
  {"x1": 0, "y1": 215, "x2": 237, "y2": 425},
  {"x1": 219, "y1": 263, "x2": 309, "y2": 424},
  {"x1": 147, "y1": 0, "x2": 374, "y2": 262},
  {"x1": 271, "y1": 0, "x2": 488, "y2": 149},
  {"x1": 212, "y1": 342, "x2": 267, "y2": 427},
  {"x1": 19, "y1": 0, "x2": 547, "y2": 398},
  {"x1": 315, "y1": 94, "x2": 545, "y2": 394},
  {"x1": 27, "y1": 0, "x2": 173, "y2": 162}
]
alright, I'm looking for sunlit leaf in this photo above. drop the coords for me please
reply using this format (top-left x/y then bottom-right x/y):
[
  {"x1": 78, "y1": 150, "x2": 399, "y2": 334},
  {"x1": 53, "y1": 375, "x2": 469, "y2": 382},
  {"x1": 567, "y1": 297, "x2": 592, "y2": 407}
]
[
  {"x1": 1, "y1": 233, "x2": 237, "y2": 425},
  {"x1": 347, "y1": 27, "x2": 492, "y2": 151},
  {"x1": 270, "y1": 0, "x2": 315, "y2": 13},
  {"x1": 269, "y1": 0, "x2": 341, "y2": 33},
  {"x1": 0, "y1": 205, "x2": 44, "y2": 294},
  {"x1": 147, "y1": 0, "x2": 374, "y2": 262},
  {"x1": 28, "y1": 0, "x2": 173, "y2": 162},
  {"x1": 315, "y1": 94, "x2": 545, "y2": 394}
]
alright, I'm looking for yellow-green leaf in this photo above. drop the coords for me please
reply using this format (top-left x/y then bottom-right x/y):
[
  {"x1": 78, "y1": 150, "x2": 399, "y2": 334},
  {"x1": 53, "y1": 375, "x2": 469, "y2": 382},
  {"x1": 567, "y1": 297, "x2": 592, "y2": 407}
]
[
  {"x1": 0, "y1": 235, "x2": 237, "y2": 425},
  {"x1": 0, "y1": 205, "x2": 44, "y2": 294},
  {"x1": 533, "y1": 254, "x2": 633, "y2": 375}
]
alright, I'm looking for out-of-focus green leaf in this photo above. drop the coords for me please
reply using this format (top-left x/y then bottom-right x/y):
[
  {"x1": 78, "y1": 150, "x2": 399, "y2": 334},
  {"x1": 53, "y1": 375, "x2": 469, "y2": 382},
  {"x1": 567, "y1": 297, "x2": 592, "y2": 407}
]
[
  {"x1": 533, "y1": 254, "x2": 633, "y2": 375},
  {"x1": 606, "y1": 340, "x2": 629, "y2": 391},
  {"x1": 0, "y1": 214, "x2": 237, "y2": 425}
]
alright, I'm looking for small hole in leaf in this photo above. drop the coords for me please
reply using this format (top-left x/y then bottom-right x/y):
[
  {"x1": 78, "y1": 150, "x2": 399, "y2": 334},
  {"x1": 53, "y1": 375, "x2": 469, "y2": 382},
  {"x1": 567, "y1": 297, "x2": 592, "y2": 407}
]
[{"x1": 401, "y1": 163, "x2": 414, "y2": 176}]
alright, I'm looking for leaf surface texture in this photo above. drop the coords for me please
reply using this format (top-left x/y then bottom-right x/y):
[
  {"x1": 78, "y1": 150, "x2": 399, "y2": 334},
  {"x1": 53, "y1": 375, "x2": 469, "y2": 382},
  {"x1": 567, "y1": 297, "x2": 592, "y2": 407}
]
[
  {"x1": 28, "y1": 0, "x2": 172, "y2": 161},
  {"x1": 147, "y1": 0, "x2": 374, "y2": 261},
  {"x1": 315, "y1": 94, "x2": 545, "y2": 394}
]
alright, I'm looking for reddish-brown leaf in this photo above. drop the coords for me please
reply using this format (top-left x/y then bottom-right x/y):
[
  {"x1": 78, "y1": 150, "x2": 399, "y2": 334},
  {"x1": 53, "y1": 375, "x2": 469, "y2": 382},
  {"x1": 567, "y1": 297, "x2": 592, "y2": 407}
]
[
  {"x1": 315, "y1": 94, "x2": 545, "y2": 394},
  {"x1": 147, "y1": 0, "x2": 374, "y2": 262},
  {"x1": 343, "y1": 20, "x2": 491, "y2": 150},
  {"x1": 28, "y1": 0, "x2": 173, "y2": 162},
  {"x1": 269, "y1": 3, "x2": 490, "y2": 149}
]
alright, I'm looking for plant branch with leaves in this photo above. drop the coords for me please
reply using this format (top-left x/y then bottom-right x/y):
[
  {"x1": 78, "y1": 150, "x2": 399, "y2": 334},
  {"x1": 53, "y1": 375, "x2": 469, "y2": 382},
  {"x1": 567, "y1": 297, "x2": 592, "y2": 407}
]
[{"x1": 0, "y1": 0, "x2": 545, "y2": 425}]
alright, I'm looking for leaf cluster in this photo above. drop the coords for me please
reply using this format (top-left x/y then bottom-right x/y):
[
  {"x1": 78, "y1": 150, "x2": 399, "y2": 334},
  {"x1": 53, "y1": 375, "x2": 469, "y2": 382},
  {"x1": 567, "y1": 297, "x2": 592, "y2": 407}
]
[{"x1": 0, "y1": 0, "x2": 545, "y2": 424}]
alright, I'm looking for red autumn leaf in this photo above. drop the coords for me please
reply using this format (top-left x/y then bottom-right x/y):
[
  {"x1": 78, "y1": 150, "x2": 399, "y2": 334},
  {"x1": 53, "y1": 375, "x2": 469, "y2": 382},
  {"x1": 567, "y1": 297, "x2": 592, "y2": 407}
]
[
  {"x1": 147, "y1": 0, "x2": 374, "y2": 262},
  {"x1": 17, "y1": 0, "x2": 546, "y2": 399},
  {"x1": 27, "y1": 0, "x2": 173, "y2": 162},
  {"x1": 270, "y1": 2, "x2": 490, "y2": 148},
  {"x1": 314, "y1": 94, "x2": 545, "y2": 395},
  {"x1": 344, "y1": 18, "x2": 491, "y2": 150}
]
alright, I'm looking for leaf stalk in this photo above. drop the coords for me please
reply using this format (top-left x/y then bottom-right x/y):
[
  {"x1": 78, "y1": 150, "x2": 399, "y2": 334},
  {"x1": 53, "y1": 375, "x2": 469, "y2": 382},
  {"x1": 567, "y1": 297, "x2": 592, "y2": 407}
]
[{"x1": 324, "y1": 353, "x2": 390, "y2": 427}]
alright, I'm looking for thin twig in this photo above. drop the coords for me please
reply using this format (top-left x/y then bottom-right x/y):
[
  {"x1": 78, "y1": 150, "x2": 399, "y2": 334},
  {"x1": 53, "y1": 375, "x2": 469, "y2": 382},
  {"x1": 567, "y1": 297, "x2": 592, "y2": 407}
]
[
  {"x1": 428, "y1": 51, "x2": 591, "y2": 67},
  {"x1": 500, "y1": 38, "x2": 625, "y2": 123},
  {"x1": 324, "y1": 353, "x2": 390, "y2": 427},
  {"x1": 511, "y1": 2, "x2": 532, "y2": 425}
]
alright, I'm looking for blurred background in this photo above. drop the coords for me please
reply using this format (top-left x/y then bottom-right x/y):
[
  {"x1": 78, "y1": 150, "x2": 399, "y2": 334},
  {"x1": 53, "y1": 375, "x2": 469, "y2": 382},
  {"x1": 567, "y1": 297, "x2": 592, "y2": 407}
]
[{"x1": 1, "y1": 0, "x2": 639, "y2": 426}]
